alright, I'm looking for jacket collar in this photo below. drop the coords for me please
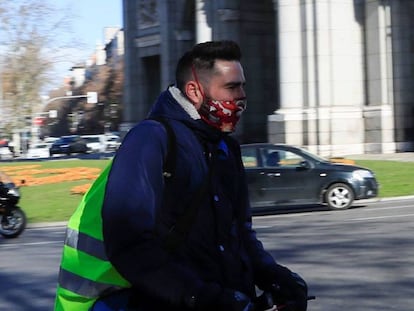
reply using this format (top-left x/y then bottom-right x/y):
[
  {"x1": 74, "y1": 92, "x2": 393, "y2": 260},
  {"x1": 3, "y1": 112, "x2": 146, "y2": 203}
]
[{"x1": 168, "y1": 86, "x2": 201, "y2": 120}]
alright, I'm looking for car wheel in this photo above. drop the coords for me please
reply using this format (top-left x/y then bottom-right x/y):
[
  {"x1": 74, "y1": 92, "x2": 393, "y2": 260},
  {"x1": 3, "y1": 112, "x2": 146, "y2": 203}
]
[{"x1": 325, "y1": 183, "x2": 354, "y2": 210}]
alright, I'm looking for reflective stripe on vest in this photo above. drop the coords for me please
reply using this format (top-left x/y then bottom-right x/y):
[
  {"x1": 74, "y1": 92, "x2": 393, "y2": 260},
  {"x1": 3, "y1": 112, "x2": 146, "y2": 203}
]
[
  {"x1": 60, "y1": 229, "x2": 129, "y2": 288},
  {"x1": 65, "y1": 228, "x2": 107, "y2": 261},
  {"x1": 58, "y1": 268, "x2": 123, "y2": 298},
  {"x1": 56, "y1": 230, "x2": 130, "y2": 310}
]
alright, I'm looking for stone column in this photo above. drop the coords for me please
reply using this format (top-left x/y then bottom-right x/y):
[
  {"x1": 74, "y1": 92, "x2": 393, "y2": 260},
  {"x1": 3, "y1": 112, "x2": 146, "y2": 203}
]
[
  {"x1": 120, "y1": 0, "x2": 140, "y2": 134},
  {"x1": 363, "y1": 1, "x2": 395, "y2": 153},
  {"x1": 269, "y1": 0, "x2": 367, "y2": 156},
  {"x1": 196, "y1": 0, "x2": 212, "y2": 43},
  {"x1": 268, "y1": 0, "x2": 305, "y2": 147}
]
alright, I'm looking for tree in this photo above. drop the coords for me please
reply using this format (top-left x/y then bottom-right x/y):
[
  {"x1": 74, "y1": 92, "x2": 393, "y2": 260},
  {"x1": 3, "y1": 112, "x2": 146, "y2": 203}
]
[
  {"x1": 69, "y1": 57, "x2": 124, "y2": 135},
  {"x1": 0, "y1": 0, "x2": 79, "y2": 137}
]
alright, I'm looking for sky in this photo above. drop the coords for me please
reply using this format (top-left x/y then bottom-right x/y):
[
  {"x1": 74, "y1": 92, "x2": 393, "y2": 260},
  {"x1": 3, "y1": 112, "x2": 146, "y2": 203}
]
[
  {"x1": 67, "y1": 1, "x2": 122, "y2": 53},
  {"x1": 51, "y1": 1, "x2": 123, "y2": 89}
]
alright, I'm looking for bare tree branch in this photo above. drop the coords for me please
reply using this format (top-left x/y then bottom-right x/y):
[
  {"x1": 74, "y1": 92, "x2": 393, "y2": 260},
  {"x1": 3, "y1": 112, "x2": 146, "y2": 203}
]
[{"x1": 0, "y1": 0, "x2": 80, "y2": 135}]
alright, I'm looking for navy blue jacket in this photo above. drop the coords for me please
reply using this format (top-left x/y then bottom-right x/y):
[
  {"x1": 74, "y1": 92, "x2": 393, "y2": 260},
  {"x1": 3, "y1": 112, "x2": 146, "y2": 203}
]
[{"x1": 102, "y1": 88, "x2": 279, "y2": 307}]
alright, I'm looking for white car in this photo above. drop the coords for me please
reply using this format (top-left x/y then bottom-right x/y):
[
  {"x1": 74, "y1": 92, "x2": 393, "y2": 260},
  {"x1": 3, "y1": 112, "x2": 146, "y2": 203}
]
[
  {"x1": 81, "y1": 135, "x2": 106, "y2": 153},
  {"x1": 0, "y1": 147, "x2": 13, "y2": 160},
  {"x1": 26, "y1": 143, "x2": 51, "y2": 159},
  {"x1": 104, "y1": 135, "x2": 121, "y2": 151}
]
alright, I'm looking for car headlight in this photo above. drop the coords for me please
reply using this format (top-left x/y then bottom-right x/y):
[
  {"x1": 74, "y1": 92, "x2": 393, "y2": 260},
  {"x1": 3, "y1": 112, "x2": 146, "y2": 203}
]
[{"x1": 352, "y1": 169, "x2": 374, "y2": 181}]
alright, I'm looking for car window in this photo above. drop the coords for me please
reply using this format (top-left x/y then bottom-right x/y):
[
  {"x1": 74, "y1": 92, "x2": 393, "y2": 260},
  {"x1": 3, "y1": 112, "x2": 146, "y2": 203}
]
[
  {"x1": 261, "y1": 148, "x2": 305, "y2": 168},
  {"x1": 83, "y1": 137, "x2": 100, "y2": 143},
  {"x1": 241, "y1": 147, "x2": 258, "y2": 168},
  {"x1": 264, "y1": 151, "x2": 280, "y2": 167},
  {"x1": 61, "y1": 136, "x2": 77, "y2": 143},
  {"x1": 278, "y1": 150, "x2": 304, "y2": 167},
  {"x1": 34, "y1": 144, "x2": 48, "y2": 149}
]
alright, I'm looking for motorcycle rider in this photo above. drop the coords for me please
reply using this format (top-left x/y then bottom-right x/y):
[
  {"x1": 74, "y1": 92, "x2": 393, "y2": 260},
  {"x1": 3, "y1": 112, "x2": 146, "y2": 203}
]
[
  {"x1": 55, "y1": 40, "x2": 308, "y2": 311},
  {"x1": 0, "y1": 172, "x2": 26, "y2": 238}
]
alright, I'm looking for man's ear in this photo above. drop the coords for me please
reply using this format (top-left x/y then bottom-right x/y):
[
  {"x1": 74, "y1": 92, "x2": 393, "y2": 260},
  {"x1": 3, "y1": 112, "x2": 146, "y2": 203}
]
[{"x1": 185, "y1": 81, "x2": 203, "y2": 108}]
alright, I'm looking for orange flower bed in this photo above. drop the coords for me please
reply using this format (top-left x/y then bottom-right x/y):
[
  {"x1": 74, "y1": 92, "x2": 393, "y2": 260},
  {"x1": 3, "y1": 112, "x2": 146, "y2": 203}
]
[
  {"x1": 1, "y1": 165, "x2": 100, "y2": 195},
  {"x1": 329, "y1": 157, "x2": 355, "y2": 165},
  {"x1": 71, "y1": 183, "x2": 94, "y2": 195}
]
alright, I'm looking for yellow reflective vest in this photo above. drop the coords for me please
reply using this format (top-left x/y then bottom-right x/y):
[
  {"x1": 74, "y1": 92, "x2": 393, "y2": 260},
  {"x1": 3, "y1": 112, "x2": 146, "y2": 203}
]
[{"x1": 54, "y1": 163, "x2": 130, "y2": 310}]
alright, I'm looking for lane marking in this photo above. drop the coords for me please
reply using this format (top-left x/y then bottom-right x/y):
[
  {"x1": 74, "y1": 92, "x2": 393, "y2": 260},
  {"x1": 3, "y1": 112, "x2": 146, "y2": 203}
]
[
  {"x1": 0, "y1": 241, "x2": 62, "y2": 248},
  {"x1": 362, "y1": 204, "x2": 413, "y2": 211},
  {"x1": 348, "y1": 213, "x2": 414, "y2": 221}
]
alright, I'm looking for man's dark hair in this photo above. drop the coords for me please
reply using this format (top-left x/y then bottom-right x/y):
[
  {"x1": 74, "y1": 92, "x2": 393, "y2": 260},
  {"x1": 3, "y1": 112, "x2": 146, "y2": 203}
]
[{"x1": 175, "y1": 40, "x2": 242, "y2": 91}]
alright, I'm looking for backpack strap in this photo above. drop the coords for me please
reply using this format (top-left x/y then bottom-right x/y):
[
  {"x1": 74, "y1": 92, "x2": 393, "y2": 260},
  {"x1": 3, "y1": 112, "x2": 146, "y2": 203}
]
[
  {"x1": 148, "y1": 117, "x2": 177, "y2": 179},
  {"x1": 148, "y1": 117, "x2": 210, "y2": 253}
]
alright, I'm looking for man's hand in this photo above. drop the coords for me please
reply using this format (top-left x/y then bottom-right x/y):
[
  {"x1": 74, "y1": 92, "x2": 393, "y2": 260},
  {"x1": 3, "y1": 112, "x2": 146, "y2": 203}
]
[{"x1": 269, "y1": 268, "x2": 308, "y2": 311}]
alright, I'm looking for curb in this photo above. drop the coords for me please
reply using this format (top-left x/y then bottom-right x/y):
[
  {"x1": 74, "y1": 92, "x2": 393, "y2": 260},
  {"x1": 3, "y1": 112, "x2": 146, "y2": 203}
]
[
  {"x1": 27, "y1": 221, "x2": 68, "y2": 229},
  {"x1": 357, "y1": 195, "x2": 414, "y2": 204},
  {"x1": 26, "y1": 195, "x2": 414, "y2": 229}
]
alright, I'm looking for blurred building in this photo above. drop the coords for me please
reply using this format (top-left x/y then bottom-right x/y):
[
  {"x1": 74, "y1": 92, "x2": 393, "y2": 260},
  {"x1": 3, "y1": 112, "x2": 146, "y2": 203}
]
[
  {"x1": 104, "y1": 26, "x2": 125, "y2": 61},
  {"x1": 44, "y1": 27, "x2": 124, "y2": 138},
  {"x1": 84, "y1": 27, "x2": 124, "y2": 80},
  {"x1": 122, "y1": 0, "x2": 277, "y2": 144},
  {"x1": 69, "y1": 64, "x2": 87, "y2": 88},
  {"x1": 122, "y1": 0, "x2": 414, "y2": 156}
]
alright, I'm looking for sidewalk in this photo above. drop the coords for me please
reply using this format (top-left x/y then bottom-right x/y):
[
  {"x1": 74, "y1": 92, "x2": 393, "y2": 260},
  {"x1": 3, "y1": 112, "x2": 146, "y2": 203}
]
[
  {"x1": 346, "y1": 152, "x2": 414, "y2": 162},
  {"x1": 344, "y1": 151, "x2": 414, "y2": 204}
]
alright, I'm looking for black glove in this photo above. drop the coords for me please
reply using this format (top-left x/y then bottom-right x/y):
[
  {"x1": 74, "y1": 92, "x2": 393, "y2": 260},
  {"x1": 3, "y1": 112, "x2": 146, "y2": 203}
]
[
  {"x1": 268, "y1": 266, "x2": 308, "y2": 311},
  {"x1": 184, "y1": 283, "x2": 254, "y2": 311}
]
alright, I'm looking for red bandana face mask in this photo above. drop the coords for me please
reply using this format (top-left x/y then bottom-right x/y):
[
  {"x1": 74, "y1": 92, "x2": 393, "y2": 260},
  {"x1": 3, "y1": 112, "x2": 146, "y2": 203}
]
[
  {"x1": 191, "y1": 64, "x2": 247, "y2": 132},
  {"x1": 199, "y1": 98, "x2": 247, "y2": 132}
]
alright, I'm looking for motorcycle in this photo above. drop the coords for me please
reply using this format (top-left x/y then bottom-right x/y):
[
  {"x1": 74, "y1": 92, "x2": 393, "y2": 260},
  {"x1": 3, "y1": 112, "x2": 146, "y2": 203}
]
[{"x1": 0, "y1": 171, "x2": 27, "y2": 238}]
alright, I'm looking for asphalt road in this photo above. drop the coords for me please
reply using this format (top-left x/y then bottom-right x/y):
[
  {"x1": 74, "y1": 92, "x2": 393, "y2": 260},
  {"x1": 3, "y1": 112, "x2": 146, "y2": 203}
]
[
  {"x1": 0, "y1": 197, "x2": 413, "y2": 310},
  {"x1": 254, "y1": 198, "x2": 414, "y2": 311}
]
